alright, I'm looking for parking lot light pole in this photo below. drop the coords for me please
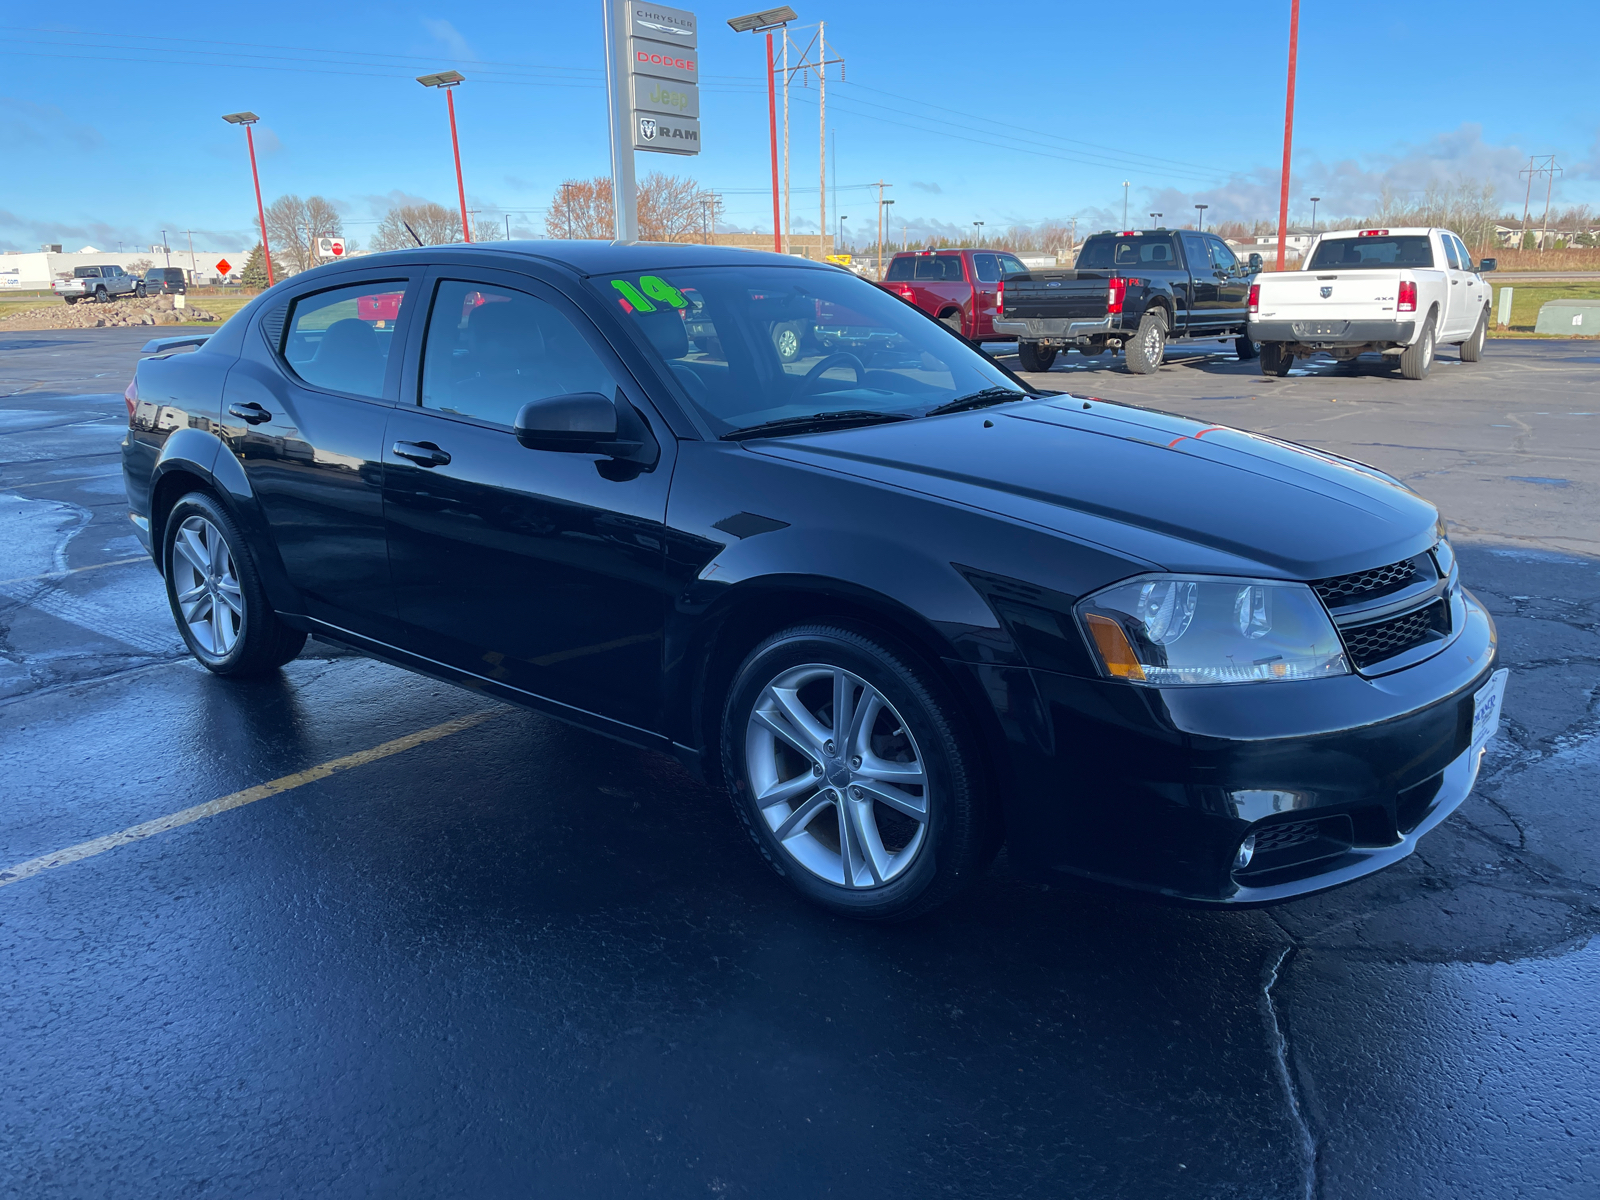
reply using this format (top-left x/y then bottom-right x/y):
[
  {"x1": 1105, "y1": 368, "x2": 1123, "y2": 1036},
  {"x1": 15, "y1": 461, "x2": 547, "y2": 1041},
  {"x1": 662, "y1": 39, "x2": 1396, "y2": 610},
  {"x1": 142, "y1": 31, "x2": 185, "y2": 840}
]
[
  {"x1": 878, "y1": 196, "x2": 893, "y2": 280},
  {"x1": 222, "y1": 112, "x2": 273, "y2": 287},
  {"x1": 729, "y1": 9, "x2": 798, "y2": 255},
  {"x1": 1150, "y1": 212, "x2": 1161, "y2": 227},
  {"x1": 1310, "y1": 196, "x2": 1321, "y2": 233},
  {"x1": 1195, "y1": 204, "x2": 1208, "y2": 232},
  {"x1": 1276, "y1": 0, "x2": 1301, "y2": 271},
  {"x1": 1122, "y1": 181, "x2": 1130, "y2": 229},
  {"x1": 417, "y1": 71, "x2": 471, "y2": 242},
  {"x1": 973, "y1": 220, "x2": 983, "y2": 246}
]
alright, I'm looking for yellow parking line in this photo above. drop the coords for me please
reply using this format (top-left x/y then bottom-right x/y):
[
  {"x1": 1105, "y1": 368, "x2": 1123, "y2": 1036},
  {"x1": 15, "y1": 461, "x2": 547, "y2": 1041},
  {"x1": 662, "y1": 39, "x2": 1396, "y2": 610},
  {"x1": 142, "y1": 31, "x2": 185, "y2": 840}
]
[{"x1": 0, "y1": 709, "x2": 500, "y2": 889}]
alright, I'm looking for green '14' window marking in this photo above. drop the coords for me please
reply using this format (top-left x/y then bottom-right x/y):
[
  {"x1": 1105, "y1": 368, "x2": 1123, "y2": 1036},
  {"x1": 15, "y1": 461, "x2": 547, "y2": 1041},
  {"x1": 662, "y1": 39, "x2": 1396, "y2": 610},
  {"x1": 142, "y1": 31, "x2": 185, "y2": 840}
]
[
  {"x1": 611, "y1": 275, "x2": 688, "y2": 313},
  {"x1": 611, "y1": 279, "x2": 655, "y2": 312}
]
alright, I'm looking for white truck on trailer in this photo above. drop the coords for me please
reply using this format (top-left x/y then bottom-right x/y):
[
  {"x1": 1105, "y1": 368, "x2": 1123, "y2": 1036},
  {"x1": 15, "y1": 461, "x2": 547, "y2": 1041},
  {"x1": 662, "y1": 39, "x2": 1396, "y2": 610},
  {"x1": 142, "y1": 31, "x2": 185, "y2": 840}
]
[{"x1": 1247, "y1": 228, "x2": 1496, "y2": 380}]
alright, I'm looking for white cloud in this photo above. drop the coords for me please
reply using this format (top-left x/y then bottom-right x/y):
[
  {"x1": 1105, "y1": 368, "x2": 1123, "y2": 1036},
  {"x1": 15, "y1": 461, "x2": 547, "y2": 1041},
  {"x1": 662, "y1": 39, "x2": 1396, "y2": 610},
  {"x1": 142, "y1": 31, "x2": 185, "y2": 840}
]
[
  {"x1": 0, "y1": 98, "x2": 103, "y2": 152},
  {"x1": 424, "y1": 18, "x2": 478, "y2": 62}
]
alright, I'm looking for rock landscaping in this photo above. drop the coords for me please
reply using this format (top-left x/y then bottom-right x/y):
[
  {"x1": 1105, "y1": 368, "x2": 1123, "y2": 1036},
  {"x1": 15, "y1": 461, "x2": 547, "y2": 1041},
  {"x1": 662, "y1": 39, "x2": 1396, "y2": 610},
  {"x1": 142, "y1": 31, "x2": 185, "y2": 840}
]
[{"x1": 0, "y1": 294, "x2": 221, "y2": 331}]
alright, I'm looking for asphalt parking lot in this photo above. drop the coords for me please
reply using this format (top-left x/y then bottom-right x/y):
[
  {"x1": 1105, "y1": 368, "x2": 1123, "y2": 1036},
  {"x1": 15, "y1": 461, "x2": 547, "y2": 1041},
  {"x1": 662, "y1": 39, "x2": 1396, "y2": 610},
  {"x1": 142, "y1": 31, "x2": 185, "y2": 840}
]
[{"x1": 2, "y1": 327, "x2": 1597, "y2": 1199}]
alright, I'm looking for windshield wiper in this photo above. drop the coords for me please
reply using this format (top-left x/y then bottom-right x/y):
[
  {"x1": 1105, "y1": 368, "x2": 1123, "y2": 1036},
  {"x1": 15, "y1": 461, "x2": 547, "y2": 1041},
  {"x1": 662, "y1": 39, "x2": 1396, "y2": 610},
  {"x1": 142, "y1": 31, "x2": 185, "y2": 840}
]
[
  {"x1": 720, "y1": 410, "x2": 913, "y2": 441},
  {"x1": 923, "y1": 387, "x2": 1032, "y2": 417}
]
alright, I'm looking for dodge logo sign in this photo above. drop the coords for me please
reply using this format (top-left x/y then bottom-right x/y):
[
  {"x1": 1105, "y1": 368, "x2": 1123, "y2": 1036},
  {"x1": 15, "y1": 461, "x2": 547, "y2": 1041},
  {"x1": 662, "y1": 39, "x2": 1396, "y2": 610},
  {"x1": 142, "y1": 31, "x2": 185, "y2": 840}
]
[
  {"x1": 1320, "y1": 286, "x2": 1333, "y2": 298},
  {"x1": 639, "y1": 116, "x2": 657, "y2": 140}
]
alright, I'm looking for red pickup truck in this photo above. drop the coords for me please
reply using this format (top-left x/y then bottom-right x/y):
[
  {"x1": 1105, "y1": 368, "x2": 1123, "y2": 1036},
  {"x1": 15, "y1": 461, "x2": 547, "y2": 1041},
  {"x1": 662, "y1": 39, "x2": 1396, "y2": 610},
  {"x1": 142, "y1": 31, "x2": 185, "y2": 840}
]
[{"x1": 879, "y1": 248, "x2": 1031, "y2": 343}]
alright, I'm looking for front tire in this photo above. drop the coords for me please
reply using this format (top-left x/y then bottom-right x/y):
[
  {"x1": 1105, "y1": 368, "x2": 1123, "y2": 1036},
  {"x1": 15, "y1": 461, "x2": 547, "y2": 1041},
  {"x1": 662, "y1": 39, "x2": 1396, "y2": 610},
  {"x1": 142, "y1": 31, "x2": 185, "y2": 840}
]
[
  {"x1": 1016, "y1": 340, "x2": 1057, "y2": 372},
  {"x1": 1460, "y1": 306, "x2": 1488, "y2": 363},
  {"x1": 163, "y1": 492, "x2": 306, "y2": 676},
  {"x1": 1123, "y1": 311, "x2": 1167, "y2": 374},
  {"x1": 1259, "y1": 343, "x2": 1294, "y2": 376},
  {"x1": 136, "y1": 283, "x2": 147, "y2": 298},
  {"x1": 721, "y1": 624, "x2": 998, "y2": 921},
  {"x1": 1400, "y1": 315, "x2": 1436, "y2": 380}
]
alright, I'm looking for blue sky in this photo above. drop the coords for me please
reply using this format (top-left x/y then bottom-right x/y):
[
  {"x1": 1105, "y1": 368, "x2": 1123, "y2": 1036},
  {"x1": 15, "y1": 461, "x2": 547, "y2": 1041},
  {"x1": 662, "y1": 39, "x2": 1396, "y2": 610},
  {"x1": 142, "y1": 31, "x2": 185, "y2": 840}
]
[{"x1": 2, "y1": 0, "x2": 1597, "y2": 253}]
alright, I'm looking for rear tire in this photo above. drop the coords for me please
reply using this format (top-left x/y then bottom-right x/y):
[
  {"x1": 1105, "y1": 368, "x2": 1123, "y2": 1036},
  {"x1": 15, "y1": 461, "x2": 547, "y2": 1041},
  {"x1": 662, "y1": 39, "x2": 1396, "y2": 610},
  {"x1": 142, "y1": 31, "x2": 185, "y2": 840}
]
[
  {"x1": 772, "y1": 322, "x2": 802, "y2": 363},
  {"x1": 63, "y1": 296, "x2": 78, "y2": 305},
  {"x1": 163, "y1": 492, "x2": 307, "y2": 676},
  {"x1": 721, "y1": 623, "x2": 999, "y2": 921},
  {"x1": 1016, "y1": 341, "x2": 1058, "y2": 372},
  {"x1": 1123, "y1": 311, "x2": 1167, "y2": 374},
  {"x1": 95, "y1": 287, "x2": 110, "y2": 304},
  {"x1": 939, "y1": 310, "x2": 963, "y2": 335},
  {"x1": 1259, "y1": 343, "x2": 1294, "y2": 376},
  {"x1": 1235, "y1": 332, "x2": 1259, "y2": 360},
  {"x1": 1400, "y1": 315, "x2": 1436, "y2": 380},
  {"x1": 1459, "y1": 307, "x2": 1487, "y2": 363}
]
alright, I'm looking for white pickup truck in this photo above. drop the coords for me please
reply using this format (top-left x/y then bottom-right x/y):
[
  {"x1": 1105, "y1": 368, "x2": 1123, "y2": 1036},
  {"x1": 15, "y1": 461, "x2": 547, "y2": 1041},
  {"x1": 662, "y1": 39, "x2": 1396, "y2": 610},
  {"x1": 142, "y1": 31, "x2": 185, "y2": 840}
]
[{"x1": 1248, "y1": 227, "x2": 1496, "y2": 380}]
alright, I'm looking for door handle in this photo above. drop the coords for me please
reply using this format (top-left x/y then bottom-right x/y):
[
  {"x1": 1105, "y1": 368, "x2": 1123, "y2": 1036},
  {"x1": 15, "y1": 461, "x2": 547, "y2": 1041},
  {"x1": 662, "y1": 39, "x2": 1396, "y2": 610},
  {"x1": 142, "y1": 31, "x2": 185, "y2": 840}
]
[
  {"x1": 227, "y1": 402, "x2": 272, "y2": 424},
  {"x1": 391, "y1": 440, "x2": 451, "y2": 467}
]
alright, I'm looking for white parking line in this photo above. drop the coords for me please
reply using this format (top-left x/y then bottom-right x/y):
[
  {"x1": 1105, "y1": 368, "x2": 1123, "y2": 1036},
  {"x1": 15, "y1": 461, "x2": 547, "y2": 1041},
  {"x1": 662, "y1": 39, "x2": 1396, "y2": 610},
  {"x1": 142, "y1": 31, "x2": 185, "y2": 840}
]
[{"x1": 0, "y1": 709, "x2": 502, "y2": 889}]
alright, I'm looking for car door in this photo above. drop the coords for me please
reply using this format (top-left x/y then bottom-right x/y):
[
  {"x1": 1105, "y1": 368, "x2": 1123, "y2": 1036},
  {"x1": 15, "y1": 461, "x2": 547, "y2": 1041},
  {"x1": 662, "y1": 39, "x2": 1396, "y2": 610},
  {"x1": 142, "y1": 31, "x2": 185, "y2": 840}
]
[
  {"x1": 382, "y1": 268, "x2": 677, "y2": 735},
  {"x1": 970, "y1": 253, "x2": 1000, "y2": 337},
  {"x1": 219, "y1": 271, "x2": 418, "y2": 641},
  {"x1": 1437, "y1": 234, "x2": 1474, "y2": 337},
  {"x1": 1207, "y1": 237, "x2": 1250, "y2": 332},
  {"x1": 1179, "y1": 232, "x2": 1217, "y2": 333},
  {"x1": 1452, "y1": 235, "x2": 1486, "y2": 333}
]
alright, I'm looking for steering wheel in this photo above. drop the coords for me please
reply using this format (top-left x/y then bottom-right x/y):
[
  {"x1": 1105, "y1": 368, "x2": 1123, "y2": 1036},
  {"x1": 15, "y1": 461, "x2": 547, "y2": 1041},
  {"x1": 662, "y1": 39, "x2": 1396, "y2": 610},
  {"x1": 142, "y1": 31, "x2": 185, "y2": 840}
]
[{"x1": 794, "y1": 352, "x2": 867, "y2": 400}]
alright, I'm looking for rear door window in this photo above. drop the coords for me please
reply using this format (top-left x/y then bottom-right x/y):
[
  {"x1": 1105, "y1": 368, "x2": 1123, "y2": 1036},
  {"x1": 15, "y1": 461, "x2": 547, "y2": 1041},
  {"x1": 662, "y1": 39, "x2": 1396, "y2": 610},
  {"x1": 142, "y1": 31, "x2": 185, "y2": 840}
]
[
  {"x1": 1441, "y1": 237, "x2": 1461, "y2": 270},
  {"x1": 280, "y1": 280, "x2": 409, "y2": 400},
  {"x1": 999, "y1": 254, "x2": 1029, "y2": 277},
  {"x1": 913, "y1": 255, "x2": 965, "y2": 282},
  {"x1": 972, "y1": 253, "x2": 999, "y2": 282},
  {"x1": 419, "y1": 280, "x2": 615, "y2": 427}
]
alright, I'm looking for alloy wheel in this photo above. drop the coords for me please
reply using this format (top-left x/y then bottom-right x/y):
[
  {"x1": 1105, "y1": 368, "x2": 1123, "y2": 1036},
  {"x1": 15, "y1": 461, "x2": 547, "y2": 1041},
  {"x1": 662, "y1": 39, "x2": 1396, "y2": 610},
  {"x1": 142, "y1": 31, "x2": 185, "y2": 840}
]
[
  {"x1": 745, "y1": 664, "x2": 930, "y2": 888},
  {"x1": 1144, "y1": 323, "x2": 1163, "y2": 358},
  {"x1": 171, "y1": 515, "x2": 244, "y2": 656},
  {"x1": 1422, "y1": 331, "x2": 1433, "y2": 368},
  {"x1": 776, "y1": 327, "x2": 800, "y2": 359}
]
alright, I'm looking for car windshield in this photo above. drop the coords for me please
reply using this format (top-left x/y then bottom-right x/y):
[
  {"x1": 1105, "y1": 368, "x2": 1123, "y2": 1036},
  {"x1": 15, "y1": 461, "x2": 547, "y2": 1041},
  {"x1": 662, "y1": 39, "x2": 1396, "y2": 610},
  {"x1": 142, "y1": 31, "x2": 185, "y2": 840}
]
[
  {"x1": 592, "y1": 264, "x2": 1025, "y2": 437},
  {"x1": 1308, "y1": 236, "x2": 1435, "y2": 270}
]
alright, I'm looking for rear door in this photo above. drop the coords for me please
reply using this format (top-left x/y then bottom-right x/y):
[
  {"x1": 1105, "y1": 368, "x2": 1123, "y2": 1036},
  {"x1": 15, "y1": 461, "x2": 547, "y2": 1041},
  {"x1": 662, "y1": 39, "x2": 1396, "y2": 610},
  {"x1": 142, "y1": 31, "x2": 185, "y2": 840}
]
[
  {"x1": 382, "y1": 268, "x2": 677, "y2": 734},
  {"x1": 1446, "y1": 234, "x2": 1485, "y2": 336},
  {"x1": 970, "y1": 253, "x2": 1000, "y2": 337},
  {"x1": 912, "y1": 253, "x2": 970, "y2": 329},
  {"x1": 1179, "y1": 233, "x2": 1217, "y2": 332},
  {"x1": 220, "y1": 270, "x2": 418, "y2": 640}
]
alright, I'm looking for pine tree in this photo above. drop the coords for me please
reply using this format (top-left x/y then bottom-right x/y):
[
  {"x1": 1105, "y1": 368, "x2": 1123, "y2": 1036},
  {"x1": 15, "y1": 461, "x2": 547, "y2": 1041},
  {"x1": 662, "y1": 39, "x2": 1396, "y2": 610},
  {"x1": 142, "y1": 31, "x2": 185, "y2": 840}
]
[{"x1": 240, "y1": 243, "x2": 271, "y2": 289}]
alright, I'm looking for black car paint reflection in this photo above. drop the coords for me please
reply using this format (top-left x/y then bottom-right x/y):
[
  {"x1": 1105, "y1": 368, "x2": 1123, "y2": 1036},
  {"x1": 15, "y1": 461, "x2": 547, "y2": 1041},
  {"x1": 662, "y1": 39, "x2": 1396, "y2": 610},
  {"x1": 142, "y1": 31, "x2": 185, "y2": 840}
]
[{"x1": 122, "y1": 242, "x2": 1499, "y2": 905}]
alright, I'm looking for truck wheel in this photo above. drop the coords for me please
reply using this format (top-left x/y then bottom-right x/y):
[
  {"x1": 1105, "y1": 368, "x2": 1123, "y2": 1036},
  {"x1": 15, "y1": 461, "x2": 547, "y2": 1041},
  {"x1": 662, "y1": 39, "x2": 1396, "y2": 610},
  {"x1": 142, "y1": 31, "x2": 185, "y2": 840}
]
[
  {"x1": 772, "y1": 322, "x2": 802, "y2": 362},
  {"x1": 939, "y1": 311, "x2": 963, "y2": 334},
  {"x1": 63, "y1": 296, "x2": 78, "y2": 306},
  {"x1": 1400, "y1": 316, "x2": 1436, "y2": 380},
  {"x1": 1016, "y1": 341, "x2": 1057, "y2": 372},
  {"x1": 95, "y1": 287, "x2": 110, "y2": 304},
  {"x1": 1124, "y1": 312, "x2": 1167, "y2": 374},
  {"x1": 1235, "y1": 333, "x2": 1259, "y2": 360},
  {"x1": 1460, "y1": 307, "x2": 1488, "y2": 363},
  {"x1": 1259, "y1": 343, "x2": 1294, "y2": 377},
  {"x1": 136, "y1": 283, "x2": 147, "y2": 299}
]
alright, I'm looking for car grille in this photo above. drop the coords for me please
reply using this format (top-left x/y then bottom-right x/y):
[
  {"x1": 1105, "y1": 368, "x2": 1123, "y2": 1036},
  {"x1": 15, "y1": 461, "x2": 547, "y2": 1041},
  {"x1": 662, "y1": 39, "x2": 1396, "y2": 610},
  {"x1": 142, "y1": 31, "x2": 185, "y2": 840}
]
[
  {"x1": 1341, "y1": 601, "x2": 1445, "y2": 669},
  {"x1": 1253, "y1": 821, "x2": 1322, "y2": 855},
  {"x1": 1312, "y1": 557, "x2": 1420, "y2": 606}
]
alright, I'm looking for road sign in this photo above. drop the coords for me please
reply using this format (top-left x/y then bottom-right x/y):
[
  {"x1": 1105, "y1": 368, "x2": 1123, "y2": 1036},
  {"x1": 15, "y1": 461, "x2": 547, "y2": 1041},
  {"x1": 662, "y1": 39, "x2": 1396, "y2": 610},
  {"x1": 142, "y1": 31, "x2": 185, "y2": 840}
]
[
  {"x1": 630, "y1": 36, "x2": 698, "y2": 84},
  {"x1": 317, "y1": 237, "x2": 346, "y2": 259},
  {"x1": 633, "y1": 113, "x2": 701, "y2": 154},
  {"x1": 631, "y1": 74, "x2": 700, "y2": 119},
  {"x1": 215, "y1": 258, "x2": 233, "y2": 276}
]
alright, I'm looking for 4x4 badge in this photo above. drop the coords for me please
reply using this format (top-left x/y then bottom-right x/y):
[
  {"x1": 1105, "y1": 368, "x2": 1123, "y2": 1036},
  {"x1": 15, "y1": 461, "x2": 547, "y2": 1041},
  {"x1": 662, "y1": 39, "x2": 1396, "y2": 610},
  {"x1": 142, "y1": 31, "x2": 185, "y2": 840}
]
[{"x1": 1320, "y1": 286, "x2": 1333, "y2": 298}]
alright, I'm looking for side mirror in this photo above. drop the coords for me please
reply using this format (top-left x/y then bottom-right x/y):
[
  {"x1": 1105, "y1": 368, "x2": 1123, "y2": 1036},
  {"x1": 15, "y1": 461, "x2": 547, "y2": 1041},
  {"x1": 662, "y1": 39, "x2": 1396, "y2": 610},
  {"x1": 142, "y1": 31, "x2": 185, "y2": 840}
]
[
  {"x1": 1247, "y1": 253, "x2": 1263, "y2": 272},
  {"x1": 1478, "y1": 258, "x2": 1497, "y2": 273},
  {"x1": 514, "y1": 392, "x2": 619, "y2": 453}
]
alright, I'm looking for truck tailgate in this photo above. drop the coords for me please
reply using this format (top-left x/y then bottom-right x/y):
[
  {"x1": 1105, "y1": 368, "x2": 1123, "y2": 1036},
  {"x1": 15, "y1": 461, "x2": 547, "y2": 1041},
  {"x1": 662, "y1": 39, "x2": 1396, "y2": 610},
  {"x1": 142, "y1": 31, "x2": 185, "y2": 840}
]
[
  {"x1": 1255, "y1": 271, "x2": 1404, "y2": 321},
  {"x1": 1003, "y1": 273, "x2": 1109, "y2": 320}
]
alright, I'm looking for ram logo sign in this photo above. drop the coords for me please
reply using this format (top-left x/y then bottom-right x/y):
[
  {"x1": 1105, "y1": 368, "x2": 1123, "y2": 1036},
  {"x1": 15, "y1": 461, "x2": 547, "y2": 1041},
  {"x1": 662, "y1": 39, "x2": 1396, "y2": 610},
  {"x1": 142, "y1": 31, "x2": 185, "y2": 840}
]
[{"x1": 1320, "y1": 286, "x2": 1333, "y2": 298}]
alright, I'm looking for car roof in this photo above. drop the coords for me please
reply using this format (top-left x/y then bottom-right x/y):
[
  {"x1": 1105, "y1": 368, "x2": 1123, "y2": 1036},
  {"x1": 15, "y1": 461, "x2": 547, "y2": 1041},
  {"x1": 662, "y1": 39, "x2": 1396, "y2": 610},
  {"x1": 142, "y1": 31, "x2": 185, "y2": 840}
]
[{"x1": 314, "y1": 239, "x2": 843, "y2": 278}]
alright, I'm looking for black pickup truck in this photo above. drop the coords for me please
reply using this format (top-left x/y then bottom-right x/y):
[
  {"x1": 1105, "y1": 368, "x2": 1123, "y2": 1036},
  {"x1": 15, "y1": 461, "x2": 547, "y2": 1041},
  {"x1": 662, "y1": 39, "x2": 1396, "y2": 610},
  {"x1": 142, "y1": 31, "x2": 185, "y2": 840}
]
[{"x1": 992, "y1": 230, "x2": 1263, "y2": 373}]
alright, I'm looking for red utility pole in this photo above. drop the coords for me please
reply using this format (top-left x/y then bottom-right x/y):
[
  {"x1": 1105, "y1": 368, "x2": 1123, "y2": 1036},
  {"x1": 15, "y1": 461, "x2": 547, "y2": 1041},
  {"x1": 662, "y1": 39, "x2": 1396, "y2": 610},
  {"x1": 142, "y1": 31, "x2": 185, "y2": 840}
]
[
  {"x1": 767, "y1": 31, "x2": 781, "y2": 253},
  {"x1": 1275, "y1": 0, "x2": 1300, "y2": 272},
  {"x1": 446, "y1": 86, "x2": 471, "y2": 243},
  {"x1": 222, "y1": 112, "x2": 273, "y2": 287}
]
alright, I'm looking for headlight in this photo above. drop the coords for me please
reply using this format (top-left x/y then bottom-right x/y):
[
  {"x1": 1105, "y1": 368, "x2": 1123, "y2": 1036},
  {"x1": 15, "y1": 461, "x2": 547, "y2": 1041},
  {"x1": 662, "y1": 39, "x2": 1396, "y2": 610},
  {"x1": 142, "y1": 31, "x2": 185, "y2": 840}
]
[{"x1": 1078, "y1": 575, "x2": 1349, "y2": 685}]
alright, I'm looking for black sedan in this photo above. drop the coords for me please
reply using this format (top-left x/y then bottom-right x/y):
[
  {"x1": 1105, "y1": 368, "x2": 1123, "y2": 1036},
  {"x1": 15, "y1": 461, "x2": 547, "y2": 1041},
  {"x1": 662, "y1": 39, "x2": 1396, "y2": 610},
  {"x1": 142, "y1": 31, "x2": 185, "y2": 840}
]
[{"x1": 121, "y1": 242, "x2": 1505, "y2": 919}]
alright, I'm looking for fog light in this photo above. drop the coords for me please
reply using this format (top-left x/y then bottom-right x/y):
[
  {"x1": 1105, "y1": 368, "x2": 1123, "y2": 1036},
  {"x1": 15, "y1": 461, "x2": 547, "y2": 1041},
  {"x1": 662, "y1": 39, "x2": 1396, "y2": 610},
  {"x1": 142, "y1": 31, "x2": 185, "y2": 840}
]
[{"x1": 1234, "y1": 835, "x2": 1256, "y2": 870}]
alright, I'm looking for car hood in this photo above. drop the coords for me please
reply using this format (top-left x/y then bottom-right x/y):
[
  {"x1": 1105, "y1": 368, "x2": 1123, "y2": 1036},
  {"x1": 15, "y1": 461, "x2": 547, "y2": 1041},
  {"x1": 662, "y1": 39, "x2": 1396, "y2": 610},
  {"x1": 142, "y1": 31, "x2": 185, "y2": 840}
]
[{"x1": 745, "y1": 396, "x2": 1439, "y2": 579}]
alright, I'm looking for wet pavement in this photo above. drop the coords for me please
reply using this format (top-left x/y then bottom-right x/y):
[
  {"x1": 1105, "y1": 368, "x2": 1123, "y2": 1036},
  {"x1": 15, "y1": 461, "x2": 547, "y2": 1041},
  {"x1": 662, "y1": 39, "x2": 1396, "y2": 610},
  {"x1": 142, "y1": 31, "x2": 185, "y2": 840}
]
[{"x1": 2, "y1": 329, "x2": 1597, "y2": 1199}]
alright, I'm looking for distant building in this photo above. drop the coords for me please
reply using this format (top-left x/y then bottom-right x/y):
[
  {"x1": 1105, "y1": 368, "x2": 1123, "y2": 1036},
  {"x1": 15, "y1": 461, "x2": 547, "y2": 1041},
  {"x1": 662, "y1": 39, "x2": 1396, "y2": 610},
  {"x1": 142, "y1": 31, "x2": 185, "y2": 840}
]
[{"x1": 706, "y1": 232, "x2": 835, "y2": 260}]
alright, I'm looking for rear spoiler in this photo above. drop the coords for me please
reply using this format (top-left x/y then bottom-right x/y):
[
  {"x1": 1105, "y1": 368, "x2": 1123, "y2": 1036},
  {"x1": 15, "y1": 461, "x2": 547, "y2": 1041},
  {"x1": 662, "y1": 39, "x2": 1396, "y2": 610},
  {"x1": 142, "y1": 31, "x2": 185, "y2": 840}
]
[{"x1": 141, "y1": 333, "x2": 214, "y2": 355}]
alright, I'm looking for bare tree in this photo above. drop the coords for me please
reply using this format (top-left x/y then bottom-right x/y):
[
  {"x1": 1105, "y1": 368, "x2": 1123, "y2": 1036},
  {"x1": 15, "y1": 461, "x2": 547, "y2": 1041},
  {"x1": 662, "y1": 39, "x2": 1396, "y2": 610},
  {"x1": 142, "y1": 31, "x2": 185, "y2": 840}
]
[
  {"x1": 264, "y1": 194, "x2": 346, "y2": 274},
  {"x1": 370, "y1": 203, "x2": 462, "y2": 251},
  {"x1": 545, "y1": 173, "x2": 717, "y2": 242}
]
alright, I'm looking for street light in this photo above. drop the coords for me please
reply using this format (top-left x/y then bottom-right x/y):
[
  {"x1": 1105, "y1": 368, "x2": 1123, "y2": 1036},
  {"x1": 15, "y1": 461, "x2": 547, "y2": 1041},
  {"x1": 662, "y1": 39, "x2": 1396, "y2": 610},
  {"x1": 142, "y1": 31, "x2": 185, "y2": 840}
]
[
  {"x1": 417, "y1": 70, "x2": 471, "y2": 243},
  {"x1": 728, "y1": 7, "x2": 798, "y2": 255},
  {"x1": 221, "y1": 111, "x2": 273, "y2": 287},
  {"x1": 160, "y1": 229, "x2": 170, "y2": 268},
  {"x1": 1309, "y1": 196, "x2": 1321, "y2": 233},
  {"x1": 1150, "y1": 212, "x2": 1162, "y2": 227},
  {"x1": 1195, "y1": 203, "x2": 1209, "y2": 232},
  {"x1": 838, "y1": 214, "x2": 847, "y2": 253},
  {"x1": 972, "y1": 220, "x2": 984, "y2": 246},
  {"x1": 1122, "y1": 181, "x2": 1130, "y2": 229}
]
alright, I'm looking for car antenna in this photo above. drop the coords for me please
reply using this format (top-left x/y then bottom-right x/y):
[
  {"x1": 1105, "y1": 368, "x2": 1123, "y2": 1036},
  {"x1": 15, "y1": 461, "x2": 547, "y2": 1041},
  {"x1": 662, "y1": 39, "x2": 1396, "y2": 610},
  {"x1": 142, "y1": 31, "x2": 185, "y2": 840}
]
[{"x1": 402, "y1": 221, "x2": 425, "y2": 248}]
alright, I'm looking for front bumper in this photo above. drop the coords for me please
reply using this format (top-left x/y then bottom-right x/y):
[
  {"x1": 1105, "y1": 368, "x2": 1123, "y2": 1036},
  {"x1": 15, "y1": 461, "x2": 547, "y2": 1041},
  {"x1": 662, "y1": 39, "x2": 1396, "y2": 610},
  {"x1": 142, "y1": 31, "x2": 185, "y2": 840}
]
[
  {"x1": 992, "y1": 315, "x2": 1116, "y2": 343},
  {"x1": 1250, "y1": 318, "x2": 1416, "y2": 347},
  {"x1": 960, "y1": 587, "x2": 1498, "y2": 904}
]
